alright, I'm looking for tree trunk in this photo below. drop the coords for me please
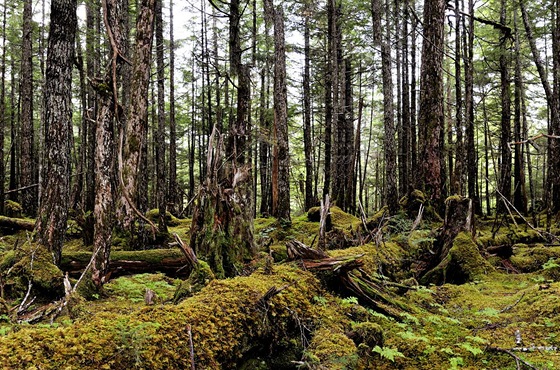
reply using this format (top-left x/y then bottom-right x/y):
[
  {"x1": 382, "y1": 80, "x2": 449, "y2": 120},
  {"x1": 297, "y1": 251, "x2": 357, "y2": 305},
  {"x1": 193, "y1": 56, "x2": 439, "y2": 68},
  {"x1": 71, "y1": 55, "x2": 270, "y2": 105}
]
[
  {"x1": 0, "y1": 2, "x2": 6, "y2": 215},
  {"x1": 119, "y1": 0, "x2": 156, "y2": 234},
  {"x1": 418, "y1": 0, "x2": 446, "y2": 213},
  {"x1": 520, "y1": 0, "x2": 560, "y2": 215},
  {"x1": 452, "y1": 0, "x2": 464, "y2": 196},
  {"x1": 372, "y1": 0, "x2": 398, "y2": 215},
  {"x1": 20, "y1": 0, "x2": 36, "y2": 216},
  {"x1": 303, "y1": 13, "x2": 315, "y2": 211},
  {"x1": 265, "y1": 0, "x2": 290, "y2": 221},
  {"x1": 168, "y1": 0, "x2": 178, "y2": 215},
  {"x1": 155, "y1": 0, "x2": 167, "y2": 233},
  {"x1": 512, "y1": 8, "x2": 528, "y2": 214},
  {"x1": 464, "y1": 0, "x2": 478, "y2": 212},
  {"x1": 34, "y1": 0, "x2": 77, "y2": 266},
  {"x1": 497, "y1": 0, "x2": 512, "y2": 215}
]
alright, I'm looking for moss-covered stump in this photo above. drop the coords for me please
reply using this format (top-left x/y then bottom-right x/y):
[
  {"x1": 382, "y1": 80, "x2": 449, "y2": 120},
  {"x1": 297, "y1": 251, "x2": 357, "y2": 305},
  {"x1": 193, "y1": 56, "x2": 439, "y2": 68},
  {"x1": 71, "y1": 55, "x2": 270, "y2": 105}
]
[
  {"x1": 0, "y1": 243, "x2": 63, "y2": 301},
  {"x1": 421, "y1": 232, "x2": 492, "y2": 285},
  {"x1": 173, "y1": 260, "x2": 215, "y2": 303},
  {"x1": 0, "y1": 265, "x2": 325, "y2": 369},
  {"x1": 145, "y1": 209, "x2": 181, "y2": 227}
]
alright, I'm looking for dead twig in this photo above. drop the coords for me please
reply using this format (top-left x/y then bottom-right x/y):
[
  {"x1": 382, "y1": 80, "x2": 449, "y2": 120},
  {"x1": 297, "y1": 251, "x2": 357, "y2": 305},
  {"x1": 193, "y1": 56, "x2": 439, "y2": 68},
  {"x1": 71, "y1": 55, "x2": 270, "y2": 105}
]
[
  {"x1": 500, "y1": 293, "x2": 525, "y2": 313},
  {"x1": 487, "y1": 346, "x2": 540, "y2": 370}
]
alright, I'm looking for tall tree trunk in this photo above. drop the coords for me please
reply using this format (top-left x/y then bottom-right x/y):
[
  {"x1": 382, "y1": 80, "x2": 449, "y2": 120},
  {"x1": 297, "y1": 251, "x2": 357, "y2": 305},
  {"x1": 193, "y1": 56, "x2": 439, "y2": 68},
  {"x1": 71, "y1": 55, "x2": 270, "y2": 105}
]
[
  {"x1": 265, "y1": 0, "x2": 291, "y2": 221},
  {"x1": 0, "y1": 3, "x2": 6, "y2": 215},
  {"x1": 520, "y1": 0, "x2": 560, "y2": 214},
  {"x1": 323, "y1": 0, "x2": 334, "y2": 199},
  {"x1": 372, "y1": 0, "x2": 398, "y2": 215},
  {"x1": 303, "y1": 13, "x2": 315, "y2": 211},
  {"x1": 513, "y1": 8, "x2": 527, "y2": 214},
  {"x1": 119, "y1": 0, "x2": 156, "y2": 231},
  {"x1": 452, "y1": 0, "x2": 464, "y2": 195},
  {"x1": 35, "y1": 0, "x2": 77, "y2": 266},
  {"x1": 464, "y1": 0, "x2": 478, "y2": 211},
  {"x1": 497, "y1": 0, "x2": 512, "y2": 215},
  {"x1": 418, "y1": 0, "x2": 446, "y2": 213},
  {"x1": 401, "y1": 0, "x2": 411, "y2": 194},
  {"x1": 20, "y1": 0, "x2": 36, "y2": 216},
  {"x1": 410, "y1": 10, "x2": 418, "y2": 186},
  {"x1": 8, "y1": 55, "x2": 17, "y2": 203},
  {"x1": 168, "y1": 0, "x2": 178, "y2": 215},
  {"x1": 155, "y1": 0, "x2": 167, "y2": 232},
  {"x1": 83, "y1": 0, "x2": 100, "y2": 246}
]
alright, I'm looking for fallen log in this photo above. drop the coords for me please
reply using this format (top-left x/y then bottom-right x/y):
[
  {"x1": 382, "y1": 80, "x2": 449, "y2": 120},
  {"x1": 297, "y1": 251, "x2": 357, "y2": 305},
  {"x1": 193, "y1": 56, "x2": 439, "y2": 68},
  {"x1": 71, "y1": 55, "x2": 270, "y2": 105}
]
[
  {"x1": 0, "y1": 215, "x2": 35, "y2": 231},
  {"x1": 60, "y1": 249, "x2": 189, "y2": 277},
  {"x1": 287, "y1": 239, "x2": 411, "y2": 318},
  {"x1": 0, "y1": 265, "x2": 324, "y2": 369}
]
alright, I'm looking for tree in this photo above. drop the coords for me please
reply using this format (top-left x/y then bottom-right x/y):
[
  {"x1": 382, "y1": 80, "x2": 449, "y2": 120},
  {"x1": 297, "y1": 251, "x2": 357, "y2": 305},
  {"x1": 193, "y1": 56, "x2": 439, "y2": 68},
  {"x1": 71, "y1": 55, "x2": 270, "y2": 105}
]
[
  {"x1": 265, "y1": 0, "x2": 291, "y2": 221},
  {"x1": 20, "y1": 0, "x2": 36, "y2": 216},
  {"x1": 496, "y1": 0, "x2": 512, "y2": 215},
  {"x1": 418, "y1": 0, "x2": 446, "y2": 212},
  {"x1": 155, "y1": 0, "x2": 167, "y2": 232},
  {"x1": 372, "y1": 0, "x2": 397, "y2": 215},
  {"x1": 34, "y1": 0, "x2": 77, "y2": 266}
]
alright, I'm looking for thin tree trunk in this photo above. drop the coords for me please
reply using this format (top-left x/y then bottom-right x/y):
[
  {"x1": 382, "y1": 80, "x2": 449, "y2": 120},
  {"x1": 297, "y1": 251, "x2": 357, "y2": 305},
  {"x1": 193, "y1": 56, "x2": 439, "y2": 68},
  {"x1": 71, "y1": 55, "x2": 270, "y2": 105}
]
[
  {"x1": 520, "y1": 0, "x2": 560, "y2": 214},
  {"x1": 35, "y1": 0, "x2": 77, "y2": 266},
  {"x1": 0, "y1": 2, "x2": 6, "y2": 215},
  {"x1": 20, "y1": 0, "x2": 36, "y2": 216},
  {"x1": 497, "y1": 0, "x2": 512, "y2": 215},
  {"x1": 155, "y1": 0, "x2": 167, "y2": 232},
  {"x1": 169, "y1": 0, "x2": 178, "y2": 215},
  {"x1": 303, "y1": 13, "x2": 315, "y2": 211},
  {"x1": 513, "y1": 8, "x2": 527, "y2": 214},
  {"x1": 373, "y1": 0, "x2": 397, "y2": 214}
]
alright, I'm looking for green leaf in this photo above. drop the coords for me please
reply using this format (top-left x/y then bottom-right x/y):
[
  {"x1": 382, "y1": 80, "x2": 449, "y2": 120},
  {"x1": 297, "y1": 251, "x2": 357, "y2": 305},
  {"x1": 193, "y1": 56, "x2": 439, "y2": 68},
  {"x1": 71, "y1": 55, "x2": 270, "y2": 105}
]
[
  {"x1": 372, "y1": 345, "x2": 405, "y2": 362},
  {"x1": 460, "y1": 342, "x2": 483, "y2": 356}
]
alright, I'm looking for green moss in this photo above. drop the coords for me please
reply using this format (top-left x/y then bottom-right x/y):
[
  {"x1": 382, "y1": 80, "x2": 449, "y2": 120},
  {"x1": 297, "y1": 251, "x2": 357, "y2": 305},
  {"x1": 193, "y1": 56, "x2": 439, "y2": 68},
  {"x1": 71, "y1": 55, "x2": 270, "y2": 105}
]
[
  {"x1": 106, "y1": 273, "x2": 179, "y2": 303},
  {"x1": 0, "y1": 264, "x2": 322, "y2": 369},
  {"x1": 173, "y1": 261, "x2": 215, "y2": 303},
  {"x1": 145, "y1": 209, "x2": 181, "y2": 227},
  {"x1": 304, "y1": 329, "x2": 358, "y2": 369},
  {"x1": 4, "y1": 200, "x2": 22, "y2": 218},
  {"x1": 510, "y1": 246, "x2": 560, "y2": 272}
]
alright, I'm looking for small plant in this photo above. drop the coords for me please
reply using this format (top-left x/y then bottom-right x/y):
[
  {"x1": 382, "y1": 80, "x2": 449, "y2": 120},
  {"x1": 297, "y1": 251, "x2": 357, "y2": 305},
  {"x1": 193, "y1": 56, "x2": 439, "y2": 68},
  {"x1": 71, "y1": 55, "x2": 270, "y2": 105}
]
[
  {"x1": 449, "y1": 356, "x2": 464, "y2": 369},
  {"x1": 372, "y1": 345, "x2": 405, "y2": 362},
  {"x1": 543, "y1": 258, "x2": 560, "y2": 270}
]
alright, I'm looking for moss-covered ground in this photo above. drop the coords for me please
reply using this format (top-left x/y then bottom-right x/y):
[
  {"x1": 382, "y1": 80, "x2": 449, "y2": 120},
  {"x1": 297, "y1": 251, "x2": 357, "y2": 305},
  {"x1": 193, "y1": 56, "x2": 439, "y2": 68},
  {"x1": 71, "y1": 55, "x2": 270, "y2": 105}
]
[{"x1": 1, "y1": 209, "x2": 560, "y2": 369}]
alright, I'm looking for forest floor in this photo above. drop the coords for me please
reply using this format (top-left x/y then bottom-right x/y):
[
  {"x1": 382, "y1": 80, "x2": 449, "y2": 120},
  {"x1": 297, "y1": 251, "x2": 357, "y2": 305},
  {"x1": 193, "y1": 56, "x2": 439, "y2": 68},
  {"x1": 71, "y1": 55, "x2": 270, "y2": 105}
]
[{"x1": 1, "y1": 203, "x2": 560, "y2": 369}]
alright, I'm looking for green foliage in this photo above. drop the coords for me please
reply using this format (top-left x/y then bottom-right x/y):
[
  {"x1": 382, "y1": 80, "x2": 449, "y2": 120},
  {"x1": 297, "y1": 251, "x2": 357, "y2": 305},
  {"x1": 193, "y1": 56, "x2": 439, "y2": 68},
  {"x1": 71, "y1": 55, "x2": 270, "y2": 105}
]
[
  {"x1": 372, "y1": 345, "x2": 405, "y2": 362},
  {"x1": 105, "y1": 273, "x2": 178, "y2": 303}
]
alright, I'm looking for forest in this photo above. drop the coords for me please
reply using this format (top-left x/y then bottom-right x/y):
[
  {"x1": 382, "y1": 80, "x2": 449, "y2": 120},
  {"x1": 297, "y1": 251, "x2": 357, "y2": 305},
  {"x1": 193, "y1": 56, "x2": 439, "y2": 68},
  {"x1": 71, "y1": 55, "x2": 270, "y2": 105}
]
[{"x1": 0, "y1": 0, "x2": 560, "y2": 368}]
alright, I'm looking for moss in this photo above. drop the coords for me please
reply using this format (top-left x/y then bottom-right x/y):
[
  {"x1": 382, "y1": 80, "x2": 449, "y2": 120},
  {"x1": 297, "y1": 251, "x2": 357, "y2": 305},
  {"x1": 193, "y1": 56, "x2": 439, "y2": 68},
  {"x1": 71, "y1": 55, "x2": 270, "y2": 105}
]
[
  {"x1": 304, "y1": 329, "x2": 358, "y2": 369},
  {"x1": 510, "y1": 246, "x2": 560, "y2": 272},
  {"x1": 351, "y1": 321, "x2": 384, "y2": 349},
  {"x1": 422, "y1": 232, "x2": 492, "y2": 285},
  {"x1": 145, "y1": 209, "x2": 181, "y2": 227},
  {"x1": 173, "y1": 261, "x2": 215, "y2": 303},
  {"x1": 330, "y1": 206, "x2": 361, "y2": 231},
  {"x1": 0, "y1": 264, "x2": 322, "y2": 369},
  {"x1": 4, "y1": 200, "x2": 22, "y2": 218},
  {"x1": 2, "y1": 243, "x2": 64, "y2": 300}
]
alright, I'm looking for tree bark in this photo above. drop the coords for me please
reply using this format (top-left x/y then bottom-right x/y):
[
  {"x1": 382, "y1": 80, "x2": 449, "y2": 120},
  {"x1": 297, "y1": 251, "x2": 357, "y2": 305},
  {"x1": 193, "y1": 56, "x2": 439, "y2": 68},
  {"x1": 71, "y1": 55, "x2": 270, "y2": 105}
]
[
  {"x1": 0, "y1": 2, "x2": 6, "y2": 215},
  {"x1": 168, "y1": 0, "x2": 178, "y2": 215},
  {"x1": 119, "y1": 0, "x2": 156, "y2": 232},
  {"x1": 418, "y1": 0, "x2": 446, "y2": 213},
  {"x1": 497, "y1": 0, "x2": 512, "y2": 215},
  {"x1": 20, "y1": 0, "x2": 36, "y2": 216},
  {"x1": 372, "y1": 0, "x2": 398, "y2": 215},
  {"x1": 303, "y1": 12, "x2": 315, "y2": 211},
  {"x1": 35, "y1": 0, "x2": 77, "y2": 266},
  {"x1": 155, "y1": 0, "x2": 167, "y2": 233},
  {"x1": 265, "y1": 0, "x2": 291, "y2": 221}
]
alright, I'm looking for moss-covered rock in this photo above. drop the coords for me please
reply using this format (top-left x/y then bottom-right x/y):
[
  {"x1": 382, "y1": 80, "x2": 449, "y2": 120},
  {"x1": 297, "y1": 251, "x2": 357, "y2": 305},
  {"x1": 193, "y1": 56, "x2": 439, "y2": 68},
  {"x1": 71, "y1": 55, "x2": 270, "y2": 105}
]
[{"x1": 4, "y1": 200, "x2": 22, "y2": 218}]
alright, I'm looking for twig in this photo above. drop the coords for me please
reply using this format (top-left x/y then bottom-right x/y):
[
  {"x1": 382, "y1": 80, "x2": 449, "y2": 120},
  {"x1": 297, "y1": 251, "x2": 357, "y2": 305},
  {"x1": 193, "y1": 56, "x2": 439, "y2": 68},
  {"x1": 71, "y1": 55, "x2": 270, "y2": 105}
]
[
  {"x1": 500, "y1": 292, "x2": 525, "y2": 313},
  {"x1": 487, "y1": 346, "x2": 540, "y2": 370},
  {"x1": 187, "y1": 324, "x2": 196, "y2": 370},
  {"x1": 411, "y1": 204, "x2": 424, "y2": 231}
]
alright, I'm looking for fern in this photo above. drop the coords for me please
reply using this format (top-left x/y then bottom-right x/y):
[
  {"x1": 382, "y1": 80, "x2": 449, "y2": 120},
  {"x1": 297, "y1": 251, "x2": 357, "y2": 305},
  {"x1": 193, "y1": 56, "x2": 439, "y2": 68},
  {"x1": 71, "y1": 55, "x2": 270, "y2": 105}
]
[
  {"x1": 372, "y1": 346, "x2": 405, "y2": 362},
  {"x1": 460, "y1": 342, "x2": 483, "y2": 356}
]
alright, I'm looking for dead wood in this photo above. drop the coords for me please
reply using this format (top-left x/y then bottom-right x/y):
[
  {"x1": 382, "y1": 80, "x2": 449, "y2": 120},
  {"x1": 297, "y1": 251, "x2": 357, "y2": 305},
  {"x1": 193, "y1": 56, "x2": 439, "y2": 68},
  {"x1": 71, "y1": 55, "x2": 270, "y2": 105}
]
[
  {"x1": 0, "y1": 215, "x2": 35, "y2": 231},
  {"x1": 60, "y1": 249, "x2": 189, "y2": 277}
]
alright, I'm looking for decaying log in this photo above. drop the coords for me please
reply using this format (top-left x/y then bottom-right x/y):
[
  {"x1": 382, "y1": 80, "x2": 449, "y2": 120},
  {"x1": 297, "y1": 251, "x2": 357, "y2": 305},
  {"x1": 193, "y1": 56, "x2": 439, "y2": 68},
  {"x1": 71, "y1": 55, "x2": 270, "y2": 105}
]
[
  {"x1": 0, "y1": 216, "x2": 35, "y2": 231},
  {"x1": 486, "y1": 244, "x2": 513, "y2": 258},
  {"x1": 287, "y1": 239, "x2": 408, "y2": 318},
  {"x1": 60, "y1": 249, "x2": 189, "y2": 277}
]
